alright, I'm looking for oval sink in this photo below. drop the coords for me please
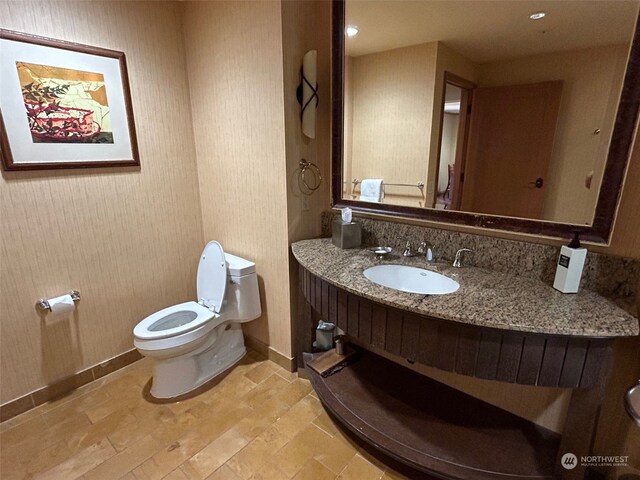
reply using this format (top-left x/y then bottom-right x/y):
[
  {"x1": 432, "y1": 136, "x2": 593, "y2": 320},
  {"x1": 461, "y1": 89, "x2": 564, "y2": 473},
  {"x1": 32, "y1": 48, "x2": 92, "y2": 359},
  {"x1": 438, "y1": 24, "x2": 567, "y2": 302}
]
[{"x1": 363, "y1": 265, "x2": 460, "y2": 295}]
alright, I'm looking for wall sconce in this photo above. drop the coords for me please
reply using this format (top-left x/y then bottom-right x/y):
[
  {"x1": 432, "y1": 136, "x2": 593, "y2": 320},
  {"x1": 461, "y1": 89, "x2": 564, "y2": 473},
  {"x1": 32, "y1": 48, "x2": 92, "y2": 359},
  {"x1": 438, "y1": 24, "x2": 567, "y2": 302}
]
[{"x1": 296, "y1": 50, "x2": 318, "y2": 139}]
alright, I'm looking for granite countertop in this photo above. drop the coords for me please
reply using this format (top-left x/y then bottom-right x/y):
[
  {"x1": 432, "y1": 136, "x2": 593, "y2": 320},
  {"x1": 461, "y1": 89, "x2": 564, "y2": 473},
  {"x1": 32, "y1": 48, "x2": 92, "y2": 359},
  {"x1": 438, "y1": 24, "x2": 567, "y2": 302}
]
[{"x1": 291, "y1": 238, "x2": 639, "y2": 338}]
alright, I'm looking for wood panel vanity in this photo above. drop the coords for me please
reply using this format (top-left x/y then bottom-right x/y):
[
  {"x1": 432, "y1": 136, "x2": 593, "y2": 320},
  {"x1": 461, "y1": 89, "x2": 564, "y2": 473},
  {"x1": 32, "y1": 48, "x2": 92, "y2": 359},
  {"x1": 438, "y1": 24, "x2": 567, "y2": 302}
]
[{"x1": 292, "y1": 239, "x2": 639, "y2": 480}]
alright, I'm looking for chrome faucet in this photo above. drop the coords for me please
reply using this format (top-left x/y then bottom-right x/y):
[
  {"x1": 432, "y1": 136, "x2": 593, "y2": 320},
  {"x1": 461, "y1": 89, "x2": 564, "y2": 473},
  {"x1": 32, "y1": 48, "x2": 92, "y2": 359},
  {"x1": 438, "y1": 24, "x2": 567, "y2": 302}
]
[
  {"x1": 453, "y1": 248, "x2": 473, "y2": 268},
  {"x1": 402, "y1": 241, "x2": 415, "y2": 257},
  {"x1": 418, "y1": 241, "x2": 435, "y2": 263}
]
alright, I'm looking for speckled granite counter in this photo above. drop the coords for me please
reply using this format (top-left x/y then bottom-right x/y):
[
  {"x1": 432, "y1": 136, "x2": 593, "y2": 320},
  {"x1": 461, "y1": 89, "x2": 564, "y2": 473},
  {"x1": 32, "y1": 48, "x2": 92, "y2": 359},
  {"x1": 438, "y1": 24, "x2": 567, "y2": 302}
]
[{"x1": 292, "y1": 238, "x2": 639, "y2": 338}]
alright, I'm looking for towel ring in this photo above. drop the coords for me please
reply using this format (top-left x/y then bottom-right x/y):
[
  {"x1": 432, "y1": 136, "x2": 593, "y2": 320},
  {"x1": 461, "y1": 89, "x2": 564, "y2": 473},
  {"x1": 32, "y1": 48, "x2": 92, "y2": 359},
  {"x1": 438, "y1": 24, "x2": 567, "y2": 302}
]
[{"x1": 299, "y1": 159, "x2": 322, "y2": 195}]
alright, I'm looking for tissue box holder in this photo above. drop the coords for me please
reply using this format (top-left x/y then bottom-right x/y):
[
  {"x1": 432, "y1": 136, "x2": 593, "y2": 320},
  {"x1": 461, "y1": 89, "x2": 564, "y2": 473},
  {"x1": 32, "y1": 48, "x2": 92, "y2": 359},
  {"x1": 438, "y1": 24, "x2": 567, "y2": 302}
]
[{"x1": 332, "y1": 220, "x2": 361, "y2": 249}]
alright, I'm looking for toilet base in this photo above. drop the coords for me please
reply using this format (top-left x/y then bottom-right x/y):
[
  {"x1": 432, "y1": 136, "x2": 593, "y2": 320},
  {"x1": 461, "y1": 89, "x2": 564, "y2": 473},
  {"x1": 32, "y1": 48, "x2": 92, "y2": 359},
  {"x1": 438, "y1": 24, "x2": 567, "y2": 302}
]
[{"x1": 149, "y1": 323, "x2": 246, "y2": 399}]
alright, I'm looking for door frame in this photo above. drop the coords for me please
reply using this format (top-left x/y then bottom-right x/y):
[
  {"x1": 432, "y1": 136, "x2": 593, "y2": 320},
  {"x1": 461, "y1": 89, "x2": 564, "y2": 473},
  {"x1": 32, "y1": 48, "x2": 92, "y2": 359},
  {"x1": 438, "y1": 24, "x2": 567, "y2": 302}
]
[{"x1": 434, "y1": 72, "x2": 476, "y2": 210}]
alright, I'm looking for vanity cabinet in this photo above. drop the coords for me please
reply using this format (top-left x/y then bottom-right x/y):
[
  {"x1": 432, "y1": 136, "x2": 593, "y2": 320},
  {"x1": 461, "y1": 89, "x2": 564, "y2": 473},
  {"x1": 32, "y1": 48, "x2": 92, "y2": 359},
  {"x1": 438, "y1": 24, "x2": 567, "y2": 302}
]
[
  {"x1": 296, "y1": 261, "x2": 626, "y2": 480},
  {"x1": 298, "y1": 266, "x2": 611, "y2": 389}
]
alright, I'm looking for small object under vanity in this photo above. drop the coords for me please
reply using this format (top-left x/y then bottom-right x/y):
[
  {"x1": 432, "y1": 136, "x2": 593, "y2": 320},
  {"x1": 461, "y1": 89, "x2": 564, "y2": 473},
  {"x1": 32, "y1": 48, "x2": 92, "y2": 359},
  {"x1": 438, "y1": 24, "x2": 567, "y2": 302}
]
[
  {"x1": 314, "y1": 320, "x2": 335, "y2": 351},
  {"x1": 553, "y1": 231, "x2": 587, "y2": 293},
  {"x1": 307, "y1": 337, "x2": 356, "y2": 377}
]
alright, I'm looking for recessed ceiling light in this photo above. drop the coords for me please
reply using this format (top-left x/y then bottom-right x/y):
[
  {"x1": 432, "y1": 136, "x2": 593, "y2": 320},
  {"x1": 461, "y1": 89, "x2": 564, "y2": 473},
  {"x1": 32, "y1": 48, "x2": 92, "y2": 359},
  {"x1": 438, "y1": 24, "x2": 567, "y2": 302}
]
[
  {"x1": 529, "y1": 12, "x2": 546, "y2": 20},
  {"x1": 346, "y1": 25, "x2": 359, "y2": 37}
]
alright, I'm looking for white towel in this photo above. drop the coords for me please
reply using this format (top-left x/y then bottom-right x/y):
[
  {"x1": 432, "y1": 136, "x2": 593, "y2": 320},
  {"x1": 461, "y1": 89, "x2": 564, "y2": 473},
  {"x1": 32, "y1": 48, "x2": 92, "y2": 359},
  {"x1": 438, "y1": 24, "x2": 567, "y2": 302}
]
[{"x1": 360, "y1": 179, "x2": 384, "y2": 203}]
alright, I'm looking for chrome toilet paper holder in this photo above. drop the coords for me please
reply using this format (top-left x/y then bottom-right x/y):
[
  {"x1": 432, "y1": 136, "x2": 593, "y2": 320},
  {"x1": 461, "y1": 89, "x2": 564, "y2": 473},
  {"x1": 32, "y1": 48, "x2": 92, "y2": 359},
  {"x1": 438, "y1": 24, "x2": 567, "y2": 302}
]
[{"x1": 35, "y1": 290, "x2": 81, "y2": 313}]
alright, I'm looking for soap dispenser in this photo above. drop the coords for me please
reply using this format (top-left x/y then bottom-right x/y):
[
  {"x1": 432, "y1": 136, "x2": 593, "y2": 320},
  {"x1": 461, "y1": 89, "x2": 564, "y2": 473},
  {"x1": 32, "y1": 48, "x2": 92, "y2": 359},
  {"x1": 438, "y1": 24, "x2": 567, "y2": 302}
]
[{"x1": 553, "y1": 231, "x2": 587, "y2": 293}]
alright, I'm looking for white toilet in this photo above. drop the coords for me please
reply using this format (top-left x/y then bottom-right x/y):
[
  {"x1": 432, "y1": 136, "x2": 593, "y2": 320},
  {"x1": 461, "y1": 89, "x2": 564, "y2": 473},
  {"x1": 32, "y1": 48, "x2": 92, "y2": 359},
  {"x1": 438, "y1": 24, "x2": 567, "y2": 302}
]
[{"x1": 133, "y1": 241, "x2": 261, "y2": 399}]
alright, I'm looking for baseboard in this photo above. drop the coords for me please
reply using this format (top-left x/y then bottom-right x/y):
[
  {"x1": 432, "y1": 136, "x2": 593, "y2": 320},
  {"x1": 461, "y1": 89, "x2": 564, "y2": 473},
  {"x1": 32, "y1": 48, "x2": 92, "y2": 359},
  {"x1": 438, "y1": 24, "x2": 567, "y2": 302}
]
[
  {"x1": 243, "y1": 333, "x2": 269, "y2": 357},
  {"x1": 243, "y1": 334, "x2": 296, "y2": 372},
  {"x1": 0, "y1": 348, "x2": 142, "y2": 423},
  {"x1": 268, "y1": 347, "x2": 296, "y2": 372}
]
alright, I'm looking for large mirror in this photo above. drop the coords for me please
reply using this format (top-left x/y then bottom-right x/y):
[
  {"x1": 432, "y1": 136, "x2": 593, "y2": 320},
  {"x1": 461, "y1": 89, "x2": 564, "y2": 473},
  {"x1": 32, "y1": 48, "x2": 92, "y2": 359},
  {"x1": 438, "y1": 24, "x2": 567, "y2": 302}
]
[{"x1": 332, "y1": 0, "x2": 640, "y2": 242}]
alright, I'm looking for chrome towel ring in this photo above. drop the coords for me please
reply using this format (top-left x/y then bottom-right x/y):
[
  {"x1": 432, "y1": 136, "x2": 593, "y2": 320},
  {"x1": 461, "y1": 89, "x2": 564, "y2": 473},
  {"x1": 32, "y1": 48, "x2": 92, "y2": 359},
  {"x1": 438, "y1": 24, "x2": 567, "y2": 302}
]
[{"x1": 299, "y1": 159, "x2": 322, "y2": 195}]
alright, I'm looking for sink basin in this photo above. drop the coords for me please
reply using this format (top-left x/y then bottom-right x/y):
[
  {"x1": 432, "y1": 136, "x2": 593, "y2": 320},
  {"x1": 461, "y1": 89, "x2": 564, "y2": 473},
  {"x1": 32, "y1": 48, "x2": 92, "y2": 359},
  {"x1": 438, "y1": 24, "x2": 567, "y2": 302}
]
[{"x1": 363, "y1": 265, "x2": 460, "y2": 295}]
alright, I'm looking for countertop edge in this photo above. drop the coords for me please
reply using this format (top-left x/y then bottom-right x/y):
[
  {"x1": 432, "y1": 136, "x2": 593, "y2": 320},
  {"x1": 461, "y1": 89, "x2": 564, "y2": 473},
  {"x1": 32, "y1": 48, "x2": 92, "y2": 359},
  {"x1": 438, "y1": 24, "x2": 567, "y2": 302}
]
[{"x1": 291, "y1": 240, "x2": 640, "y2": 339}]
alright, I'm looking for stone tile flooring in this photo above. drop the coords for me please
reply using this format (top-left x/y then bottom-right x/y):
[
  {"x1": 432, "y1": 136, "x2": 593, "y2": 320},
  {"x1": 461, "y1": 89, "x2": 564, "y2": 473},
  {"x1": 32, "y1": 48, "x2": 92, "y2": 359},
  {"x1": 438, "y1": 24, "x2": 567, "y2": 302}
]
[{"x1": 0, "y1": 350, "x2": 409, "y2": 479}]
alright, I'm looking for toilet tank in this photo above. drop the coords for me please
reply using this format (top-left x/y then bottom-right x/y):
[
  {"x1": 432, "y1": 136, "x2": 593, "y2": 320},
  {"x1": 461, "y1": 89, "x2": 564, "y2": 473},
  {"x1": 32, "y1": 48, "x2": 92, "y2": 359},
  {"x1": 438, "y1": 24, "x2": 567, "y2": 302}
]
[{"x1": 223, "y1": 253, "x2": 261, "y2": 322}]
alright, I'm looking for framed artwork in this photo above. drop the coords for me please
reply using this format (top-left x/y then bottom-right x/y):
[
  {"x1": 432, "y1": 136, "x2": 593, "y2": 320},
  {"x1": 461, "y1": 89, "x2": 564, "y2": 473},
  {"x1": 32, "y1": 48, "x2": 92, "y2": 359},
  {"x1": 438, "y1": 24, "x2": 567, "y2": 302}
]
[{"x1": 0, "y1": 29, "x2": 139, "y2": 170}]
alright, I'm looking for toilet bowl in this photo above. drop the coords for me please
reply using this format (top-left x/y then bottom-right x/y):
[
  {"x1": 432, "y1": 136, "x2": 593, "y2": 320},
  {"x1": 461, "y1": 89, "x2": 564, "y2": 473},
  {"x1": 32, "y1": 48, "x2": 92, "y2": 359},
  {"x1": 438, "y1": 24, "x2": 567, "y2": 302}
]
[{"x1": 133, "y1": 241, "x2": 261, "y2": 399}]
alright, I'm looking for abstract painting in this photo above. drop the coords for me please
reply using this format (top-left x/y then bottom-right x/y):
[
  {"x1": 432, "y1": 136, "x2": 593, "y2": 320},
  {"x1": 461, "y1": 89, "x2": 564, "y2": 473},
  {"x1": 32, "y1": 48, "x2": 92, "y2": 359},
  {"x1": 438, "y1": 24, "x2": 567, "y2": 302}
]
[
  {"x1": 0, "y1": 29, "x2": 139, "y2": 170},
  {"x1": 17, "y1": 62, "x2": 113, "y2": 144}
]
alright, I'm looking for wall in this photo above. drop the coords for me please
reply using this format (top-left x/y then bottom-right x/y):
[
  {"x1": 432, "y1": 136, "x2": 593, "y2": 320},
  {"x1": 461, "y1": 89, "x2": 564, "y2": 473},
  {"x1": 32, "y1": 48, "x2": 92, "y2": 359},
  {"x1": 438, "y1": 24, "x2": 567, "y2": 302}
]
[
  {"x1": 348, "y1": 43, "x2": 438, "y2": 207},
  {"x1": 342, "y1": 41, "x2": 480, "y2": 208},
  {"x1": 281, "y1": 0, "x2": 332, "y2": 363},
  {"x1": 281, "y1": 0, "x2": 331, "y2": 244},
  {"x1": 0, "y1": 1, "x2": 204, "y2": 404},
  {"x1": 182, "y1": 1, "x2": 295, "y2": 360},
  {"x1": 479, "y1": 44, "x2": 629, "y2": 224}
]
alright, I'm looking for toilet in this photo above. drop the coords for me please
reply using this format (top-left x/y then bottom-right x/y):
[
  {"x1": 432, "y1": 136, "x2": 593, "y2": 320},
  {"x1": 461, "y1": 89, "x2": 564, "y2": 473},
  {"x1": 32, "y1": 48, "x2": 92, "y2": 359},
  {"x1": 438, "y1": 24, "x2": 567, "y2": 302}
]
[{"x1": 133, "y1": 241, "x2": 261, "y2": 399}]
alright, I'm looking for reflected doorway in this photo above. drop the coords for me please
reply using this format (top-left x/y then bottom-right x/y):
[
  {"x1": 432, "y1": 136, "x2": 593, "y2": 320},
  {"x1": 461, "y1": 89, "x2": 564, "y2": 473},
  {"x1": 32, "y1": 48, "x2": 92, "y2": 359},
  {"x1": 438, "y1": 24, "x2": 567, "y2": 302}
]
[{"x1": 435, "y1": 73, "x2": 475, "y2": 211}]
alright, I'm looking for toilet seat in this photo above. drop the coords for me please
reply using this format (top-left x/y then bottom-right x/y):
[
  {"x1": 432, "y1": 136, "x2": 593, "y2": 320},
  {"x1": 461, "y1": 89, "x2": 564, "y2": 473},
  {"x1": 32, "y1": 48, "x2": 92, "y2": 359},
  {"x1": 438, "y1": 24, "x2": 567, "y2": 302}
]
[
  {"x1": 134, "y1": 301, "x2": 215, "y2": 341},
  {"x1": 197, "y1": 241, "x2": 227, "y2": 313},
  {"x1": 134, "y1": 241, "x2": 229, "y2": 343}
]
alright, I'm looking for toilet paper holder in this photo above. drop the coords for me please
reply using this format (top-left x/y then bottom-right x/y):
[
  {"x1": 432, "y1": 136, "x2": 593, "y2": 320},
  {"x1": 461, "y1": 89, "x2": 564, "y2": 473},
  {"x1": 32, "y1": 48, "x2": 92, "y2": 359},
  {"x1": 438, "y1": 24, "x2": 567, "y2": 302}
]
[{"x1": 35, "y1": 290, "x2": 81, "y2": 313}]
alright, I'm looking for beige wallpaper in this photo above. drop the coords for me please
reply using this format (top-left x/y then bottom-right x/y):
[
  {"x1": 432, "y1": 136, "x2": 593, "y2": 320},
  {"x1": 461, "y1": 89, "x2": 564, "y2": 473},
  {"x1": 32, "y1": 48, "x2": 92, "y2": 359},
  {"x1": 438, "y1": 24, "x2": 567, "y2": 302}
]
[
  {"x1": 479, "y1": 44, "x2": 629, "y2": 225},
  {"x1": 0, "y1": 1, "x2": 204, "y2": 404},
  {"x1": 348, "y1": 43, "x2": 437, "y2": 207},
  {"x1": 282, "y1": 0, "x2": 331, "y2": 244},
  {"x1": 281, "y1": 0, "x2": 332, "y2": 360},
  {"x1": 343, "y1": 41, "x2": 480, "y2": 208},
  {"x1": 182, "y1": 1, "x2": 294, "y2": 359}
]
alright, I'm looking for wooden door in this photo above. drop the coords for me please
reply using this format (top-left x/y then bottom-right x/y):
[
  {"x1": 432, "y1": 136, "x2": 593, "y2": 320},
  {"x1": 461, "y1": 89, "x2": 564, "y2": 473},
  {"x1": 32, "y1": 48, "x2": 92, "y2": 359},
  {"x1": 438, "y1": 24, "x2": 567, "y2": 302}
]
[{"x1": 460, "y1": 81, "x2": 563, "y2": 219}]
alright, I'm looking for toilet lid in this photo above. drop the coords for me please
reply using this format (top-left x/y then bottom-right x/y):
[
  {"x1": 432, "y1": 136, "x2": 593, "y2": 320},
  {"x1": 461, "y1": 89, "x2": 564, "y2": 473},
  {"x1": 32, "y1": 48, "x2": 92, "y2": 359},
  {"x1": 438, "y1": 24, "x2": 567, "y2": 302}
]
[{"x1": 196, "y1": 241, "x2": 227, "y2": 313}]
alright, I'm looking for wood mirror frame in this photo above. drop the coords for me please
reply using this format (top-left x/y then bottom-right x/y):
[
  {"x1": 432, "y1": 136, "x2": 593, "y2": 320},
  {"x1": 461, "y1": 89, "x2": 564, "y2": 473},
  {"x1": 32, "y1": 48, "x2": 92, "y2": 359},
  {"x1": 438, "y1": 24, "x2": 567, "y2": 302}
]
[{"x1": 331, "y1": 0, "x2": 640, "y2": 243}]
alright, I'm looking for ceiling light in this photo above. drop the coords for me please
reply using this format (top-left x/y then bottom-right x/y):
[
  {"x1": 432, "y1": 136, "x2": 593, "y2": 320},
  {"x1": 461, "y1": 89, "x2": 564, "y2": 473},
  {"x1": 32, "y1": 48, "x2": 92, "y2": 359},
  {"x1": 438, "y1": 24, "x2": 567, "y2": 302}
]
[
  {"x1": 529, "y1": 12, "x2": 546, "y2": 20},
  {"x1": 346, "y1": 25, "x2": 359, "y2": 37}
]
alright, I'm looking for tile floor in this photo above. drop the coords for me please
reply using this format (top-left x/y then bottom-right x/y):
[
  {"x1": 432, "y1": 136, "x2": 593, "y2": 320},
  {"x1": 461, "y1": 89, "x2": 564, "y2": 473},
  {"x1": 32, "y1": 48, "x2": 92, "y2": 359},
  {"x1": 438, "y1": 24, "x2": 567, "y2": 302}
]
[{"x1": 0, "y1": 350, "x2": 410, "y2": 480}]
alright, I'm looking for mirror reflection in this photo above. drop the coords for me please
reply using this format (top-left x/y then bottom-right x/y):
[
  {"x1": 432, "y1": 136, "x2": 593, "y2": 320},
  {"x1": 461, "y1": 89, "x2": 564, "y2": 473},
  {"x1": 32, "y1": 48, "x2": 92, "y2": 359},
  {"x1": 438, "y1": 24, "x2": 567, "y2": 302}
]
[{"x1": 342, "y1": 1, "x2": 638, "y2": 224}]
